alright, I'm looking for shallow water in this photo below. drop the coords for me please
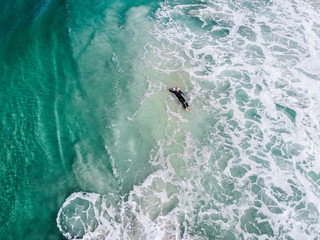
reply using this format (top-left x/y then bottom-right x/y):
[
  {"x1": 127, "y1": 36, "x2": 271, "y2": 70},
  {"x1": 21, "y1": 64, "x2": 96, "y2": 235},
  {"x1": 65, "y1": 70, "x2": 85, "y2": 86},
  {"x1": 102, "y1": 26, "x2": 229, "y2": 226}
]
[{"x1": 1, "y1": 0, "x2": 320, "y2": 239}]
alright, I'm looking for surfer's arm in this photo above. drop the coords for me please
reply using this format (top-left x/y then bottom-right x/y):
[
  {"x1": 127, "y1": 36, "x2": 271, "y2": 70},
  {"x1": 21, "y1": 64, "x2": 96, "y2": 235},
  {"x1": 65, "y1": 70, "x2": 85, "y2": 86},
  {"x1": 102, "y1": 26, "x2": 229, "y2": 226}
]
[{"x1": 168, "y1": 88, "x2": 176, "y2": 93}]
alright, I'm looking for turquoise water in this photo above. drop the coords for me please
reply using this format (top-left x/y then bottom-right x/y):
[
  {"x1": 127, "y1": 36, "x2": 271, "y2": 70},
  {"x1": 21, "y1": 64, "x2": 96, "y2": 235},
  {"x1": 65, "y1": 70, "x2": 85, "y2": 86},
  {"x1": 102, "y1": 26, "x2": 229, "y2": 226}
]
[{"x1": 1, "y1": 0, "x2": 320, "y2": 239}]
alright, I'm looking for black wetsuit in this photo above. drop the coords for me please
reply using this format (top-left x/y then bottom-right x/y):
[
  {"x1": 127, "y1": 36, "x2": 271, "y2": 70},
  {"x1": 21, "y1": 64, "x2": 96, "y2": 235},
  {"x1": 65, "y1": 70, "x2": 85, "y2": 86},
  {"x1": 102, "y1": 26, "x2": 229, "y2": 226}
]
[{"x1": 169, "y1": 88, "x2": 189, "y2": 109}]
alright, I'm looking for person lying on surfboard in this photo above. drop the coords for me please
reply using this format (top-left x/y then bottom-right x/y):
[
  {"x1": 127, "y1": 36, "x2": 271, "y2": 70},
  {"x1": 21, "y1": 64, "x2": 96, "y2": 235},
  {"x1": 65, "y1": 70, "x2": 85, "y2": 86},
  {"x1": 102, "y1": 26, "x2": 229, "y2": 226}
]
[{"x1": 168, "y1": 87, "x2": 191, "y2": 111}]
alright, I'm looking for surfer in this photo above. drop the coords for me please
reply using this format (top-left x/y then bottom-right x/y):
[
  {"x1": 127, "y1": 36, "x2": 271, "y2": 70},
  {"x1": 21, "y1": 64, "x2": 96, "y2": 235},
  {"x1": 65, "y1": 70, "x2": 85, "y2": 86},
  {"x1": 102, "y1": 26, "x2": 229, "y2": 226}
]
[{"x1": 168, "y1": 87, "x2": 191, "y2": 111}]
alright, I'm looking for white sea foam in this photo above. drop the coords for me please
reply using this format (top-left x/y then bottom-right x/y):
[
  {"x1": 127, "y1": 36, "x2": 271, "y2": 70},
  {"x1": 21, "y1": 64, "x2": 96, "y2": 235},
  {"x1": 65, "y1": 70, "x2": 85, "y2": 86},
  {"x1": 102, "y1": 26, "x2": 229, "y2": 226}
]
[{"x1": 58, "y1": 0, "x2": 320, "y2": 239}]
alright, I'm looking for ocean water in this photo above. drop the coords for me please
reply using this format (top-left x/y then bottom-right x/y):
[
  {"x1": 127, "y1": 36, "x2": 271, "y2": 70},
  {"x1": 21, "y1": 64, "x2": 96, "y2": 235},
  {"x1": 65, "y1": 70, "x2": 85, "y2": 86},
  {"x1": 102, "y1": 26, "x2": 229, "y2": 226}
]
[{"x1": 1, "y1": 0, "x2": 320, "y2": 239}]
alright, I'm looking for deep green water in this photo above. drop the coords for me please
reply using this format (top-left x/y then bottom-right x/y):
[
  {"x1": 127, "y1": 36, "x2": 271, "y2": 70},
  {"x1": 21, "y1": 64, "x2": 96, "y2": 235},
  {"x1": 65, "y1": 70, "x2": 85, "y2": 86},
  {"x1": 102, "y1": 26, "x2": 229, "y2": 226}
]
[
  {"x1": 1, "y1": 0, "x2": 320, "y2": 239},
  {"x1": 1, "y1": 1, "x2": 77, "y2": 239}
]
